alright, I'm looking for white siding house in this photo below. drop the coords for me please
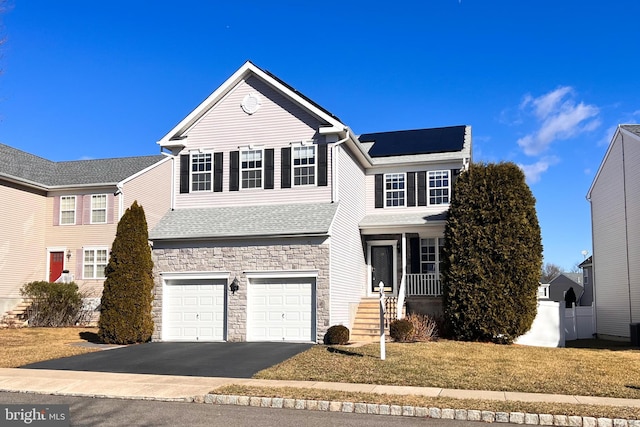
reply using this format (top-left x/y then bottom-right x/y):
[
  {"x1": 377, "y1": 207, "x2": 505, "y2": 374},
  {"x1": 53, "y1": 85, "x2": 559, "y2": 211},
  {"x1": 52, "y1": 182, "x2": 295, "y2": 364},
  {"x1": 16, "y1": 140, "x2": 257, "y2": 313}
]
[
  {"x1": 587, "y1": 124, "x2": 640, "y2": 340},
  {"x1": 149, "y1": 61, "x2": 472, "y2": 343}
]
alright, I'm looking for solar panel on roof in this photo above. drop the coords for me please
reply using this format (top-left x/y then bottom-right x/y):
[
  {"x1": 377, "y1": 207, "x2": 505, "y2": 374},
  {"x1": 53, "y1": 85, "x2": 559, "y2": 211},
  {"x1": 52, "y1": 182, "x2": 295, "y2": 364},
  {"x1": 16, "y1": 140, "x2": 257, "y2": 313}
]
[{"x1": 361, "y1": 125, "x2": 466, "y2": 157}]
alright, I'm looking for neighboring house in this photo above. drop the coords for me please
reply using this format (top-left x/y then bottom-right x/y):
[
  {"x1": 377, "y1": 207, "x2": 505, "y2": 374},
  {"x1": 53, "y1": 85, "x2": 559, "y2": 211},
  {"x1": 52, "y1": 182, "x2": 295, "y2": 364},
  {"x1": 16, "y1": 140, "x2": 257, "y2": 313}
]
[
  {"x1": 587, "y1": 124, "x2": 640, "y2": 341},
  {"x1": 578, "y1": 256, "x2": 594, "y2": 306},
  {"x1": 0, "y1": 144, "x2": 172, "y2": 317},
  {"x1": 548, "y1": 273, "x2": 584, "y2": 307},
  {"x1": 149, "y1": 61, "x2": 471, "y2": 343}
]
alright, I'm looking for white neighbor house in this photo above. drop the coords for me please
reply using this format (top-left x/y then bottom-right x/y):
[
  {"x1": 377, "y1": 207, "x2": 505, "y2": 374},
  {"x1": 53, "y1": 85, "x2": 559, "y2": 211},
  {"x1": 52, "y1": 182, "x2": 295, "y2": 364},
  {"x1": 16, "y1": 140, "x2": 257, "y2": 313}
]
[
  {"x1": 587, "y1": 124, "x2": 640, "y2": 341},
  {"x1": 148, "y1": 61, "x2": 472, "y2": 343}
]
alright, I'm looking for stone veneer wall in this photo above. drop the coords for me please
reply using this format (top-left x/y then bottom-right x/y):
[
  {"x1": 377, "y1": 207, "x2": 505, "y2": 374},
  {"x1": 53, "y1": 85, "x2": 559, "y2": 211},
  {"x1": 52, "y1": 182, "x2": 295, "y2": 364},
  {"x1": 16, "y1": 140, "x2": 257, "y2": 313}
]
[{"x1": 151, "y1": 239, "x2": 330, "y2": 342}]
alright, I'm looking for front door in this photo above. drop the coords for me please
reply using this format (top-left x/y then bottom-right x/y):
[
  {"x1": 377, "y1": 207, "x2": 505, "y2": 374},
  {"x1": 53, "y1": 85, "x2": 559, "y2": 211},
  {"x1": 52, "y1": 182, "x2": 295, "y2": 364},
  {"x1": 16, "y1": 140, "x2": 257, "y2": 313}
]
[
  {"x1": 370, "y1": 245, "x2": 393, "y2": 294},
  {"x1": 49, "y1": 252, "x2": 64, "y2": 282}
]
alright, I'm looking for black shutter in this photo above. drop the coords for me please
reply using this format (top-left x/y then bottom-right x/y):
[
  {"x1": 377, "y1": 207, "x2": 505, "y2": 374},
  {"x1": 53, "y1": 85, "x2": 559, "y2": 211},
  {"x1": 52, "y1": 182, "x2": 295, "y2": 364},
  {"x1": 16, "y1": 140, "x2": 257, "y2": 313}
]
[
  {"x1": 230, "y1": 151, "x2": 239, "y2": 191},
  {"x1": 407, "y1": 172, "x2": 416, "y2": 207},
  {"x1": 179, "y1": 154, "x2": 190, "y2": 194},
  {"x1": 264, "y1": 149, "x2": 274, "y2": 189},
  {"x1": 281, "y1": 147, "x2": 291, "y2": 188},
  {"x1": 318, "y1": 144, "x2": 328, "y2": 186},
  {"x1": 213, "y1": 152, "x2": 223, "y2": 192},
  {"x1": 410, "y1": 237, "x2": 421, "y2": 274},
  {"x1": 374, "y1": 174, "x2": 384, "y2": 208},
  {"x1": 417, "y1": 171, "x2": 427, "y2": 206},
  {"x1": 450, "y1": 168, "x2": 460, "y2": 200}
]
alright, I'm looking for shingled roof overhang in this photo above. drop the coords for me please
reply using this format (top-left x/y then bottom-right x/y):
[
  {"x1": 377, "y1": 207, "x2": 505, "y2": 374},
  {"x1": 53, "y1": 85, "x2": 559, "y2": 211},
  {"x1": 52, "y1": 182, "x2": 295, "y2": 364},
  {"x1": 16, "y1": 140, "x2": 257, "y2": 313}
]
[{"x1": 149, "y1": 202, "x2": 338, "y2": 241}]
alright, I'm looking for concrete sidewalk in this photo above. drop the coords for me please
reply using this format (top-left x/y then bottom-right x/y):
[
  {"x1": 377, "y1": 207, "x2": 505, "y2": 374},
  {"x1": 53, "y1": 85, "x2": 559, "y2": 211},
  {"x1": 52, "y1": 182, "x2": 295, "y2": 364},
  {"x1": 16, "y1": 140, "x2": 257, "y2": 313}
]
[{"x1": 0, "y1": 368, "x2": 639, "y2": 409}]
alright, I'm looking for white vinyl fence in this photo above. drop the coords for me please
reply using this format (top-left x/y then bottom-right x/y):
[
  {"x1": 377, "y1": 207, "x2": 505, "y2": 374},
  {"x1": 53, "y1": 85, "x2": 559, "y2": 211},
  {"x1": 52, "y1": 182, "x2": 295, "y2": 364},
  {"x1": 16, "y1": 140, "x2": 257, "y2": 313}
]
[
  {"x1": 515, "y1": 289, "x2": 595, "y2": 347},
  {"x1": 565, "y1": 304, "x2": 596, "y2": 340}
]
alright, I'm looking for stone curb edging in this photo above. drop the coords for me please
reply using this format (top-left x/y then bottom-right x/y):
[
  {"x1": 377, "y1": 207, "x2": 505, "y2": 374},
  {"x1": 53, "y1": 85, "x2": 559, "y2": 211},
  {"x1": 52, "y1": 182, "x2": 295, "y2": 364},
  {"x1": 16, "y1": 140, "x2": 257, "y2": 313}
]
[{"x1": 202, "y1": 394, "x2": 640, "y2": 426}]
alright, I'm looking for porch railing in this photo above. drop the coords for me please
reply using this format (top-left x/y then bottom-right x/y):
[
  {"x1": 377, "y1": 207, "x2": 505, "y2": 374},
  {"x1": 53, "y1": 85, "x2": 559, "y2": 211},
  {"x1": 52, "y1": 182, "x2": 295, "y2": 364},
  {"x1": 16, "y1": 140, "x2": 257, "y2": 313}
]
[{"x1": 406, "y1": 273, "x2": 442, "y2": 296}]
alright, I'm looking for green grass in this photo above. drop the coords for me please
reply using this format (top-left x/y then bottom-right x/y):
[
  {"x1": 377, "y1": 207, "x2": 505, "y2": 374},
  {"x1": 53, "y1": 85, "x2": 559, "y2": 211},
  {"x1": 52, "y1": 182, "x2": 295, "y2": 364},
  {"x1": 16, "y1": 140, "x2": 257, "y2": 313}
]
[{"x1": 255, "y1": 340, "x2": 640, "y2": 399}]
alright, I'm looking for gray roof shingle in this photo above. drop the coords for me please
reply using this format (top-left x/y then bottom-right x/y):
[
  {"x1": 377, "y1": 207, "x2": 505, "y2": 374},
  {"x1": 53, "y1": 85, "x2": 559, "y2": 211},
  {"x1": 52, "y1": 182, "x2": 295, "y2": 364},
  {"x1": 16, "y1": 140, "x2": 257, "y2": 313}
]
[
  {"x1": 149, "y1": 203, "x2": 338, "y2": 240},
  {"x1": 0, "y1": 143, "x2": 165, "y2": 187},
  {"x1": 621, "y1": 124, "x2": 640, "y2": 137}
]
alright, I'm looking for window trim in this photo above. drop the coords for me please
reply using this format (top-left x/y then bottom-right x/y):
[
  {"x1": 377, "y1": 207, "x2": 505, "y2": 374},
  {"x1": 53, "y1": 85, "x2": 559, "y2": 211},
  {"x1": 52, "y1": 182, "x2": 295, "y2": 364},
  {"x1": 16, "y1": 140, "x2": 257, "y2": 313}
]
[
  {"x1": 427, "y1": 170, "x2": 451, "y2": 206},
  {"x1": 190, "y1": 151, "x2": 214, "y2": 192},
  {"x1": 384, "y1": 172, "x2": 406, "y2": 208},
  {"x1": 59, "y1": 195, "x2": 76, "y2": 225},
  {"x1": 90, "y1": 194, "x2": 108, "y2": 224},
  {"x1": 83, "y1": 247, "x2": 108, "y2": 279},
  {"x1": 420, "y1": 237, "x2": 444, "y2": 276},
  {"x1": 292, "y1": 143, "x2": 317, "y2": 187},
  {"x1": 240, "y1": 148, "x2": 264, "y2": 190}
]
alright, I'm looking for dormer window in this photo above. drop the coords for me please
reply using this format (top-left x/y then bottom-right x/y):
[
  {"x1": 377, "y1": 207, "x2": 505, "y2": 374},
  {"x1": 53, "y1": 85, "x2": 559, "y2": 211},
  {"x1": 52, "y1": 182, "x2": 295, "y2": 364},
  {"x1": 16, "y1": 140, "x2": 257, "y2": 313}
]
[{"x1": 385, "y1": 173, "x2": 405, "y2": 207}]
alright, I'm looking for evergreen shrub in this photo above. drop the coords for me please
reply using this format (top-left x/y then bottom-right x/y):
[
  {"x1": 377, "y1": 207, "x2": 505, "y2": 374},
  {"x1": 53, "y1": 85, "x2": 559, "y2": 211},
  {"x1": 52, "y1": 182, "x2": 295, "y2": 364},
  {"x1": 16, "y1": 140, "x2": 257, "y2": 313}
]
[
  {"x1": 389, "y1": 318, "x2": 414, "y2": 342},
  {"x1": 98, "y1": 201, "x2": 154, "y2": 344},
  {"x1": 324, "y1": 325, "x2": 350, "y2": 345},
  {"x1": 441, "y1": 162, "x2": 542, "y2": 344}
]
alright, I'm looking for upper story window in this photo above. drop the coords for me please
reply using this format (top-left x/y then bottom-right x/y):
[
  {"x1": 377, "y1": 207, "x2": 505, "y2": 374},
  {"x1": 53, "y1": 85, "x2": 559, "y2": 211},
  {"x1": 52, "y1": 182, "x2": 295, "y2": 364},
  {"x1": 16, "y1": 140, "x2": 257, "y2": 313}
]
[
  {"x1": 241, "y1": 149, "x2": 263, "y2": 189},
  {"x1": 421, "y1": 238, "x2": 444, "y2": 275},
  {"x1": 583, "y1": 268, "x2": 589, "y2": 285},
  {"x1": 293, "y1": 145, "x2": 316, "y2": 186},
  {"x1": 385, "y1": 173, "x2": 405, "y2": 207},
  {"x1": 91, "y1": 195, "x2": 107, "y2": 224},
  {"x1": 60, "y1": 196, "x2": 76, "y2": 225},
  {"x1": 191, "y1": 152, "x2": 212, "y2": 192},
  {"x1": 428, "y1": 170, "x2": 450, "y2": 205},
  {"x1": 83, "y1": 247, "x2": 108, "y2": 279}
]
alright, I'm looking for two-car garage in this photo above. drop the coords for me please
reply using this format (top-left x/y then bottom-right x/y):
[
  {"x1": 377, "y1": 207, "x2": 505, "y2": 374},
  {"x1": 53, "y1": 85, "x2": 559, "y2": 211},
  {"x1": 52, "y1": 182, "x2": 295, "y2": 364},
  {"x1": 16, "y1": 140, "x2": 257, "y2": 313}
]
[{"x1": 161, "y1": 272, "x2": 316, "y2": 343}]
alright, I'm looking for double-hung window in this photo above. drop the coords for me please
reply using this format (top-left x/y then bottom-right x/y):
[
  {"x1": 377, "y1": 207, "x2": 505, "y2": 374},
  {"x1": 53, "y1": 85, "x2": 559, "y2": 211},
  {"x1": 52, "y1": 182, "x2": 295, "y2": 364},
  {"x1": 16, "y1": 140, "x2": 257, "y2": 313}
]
[
  {"x1": 293, "y1": 145, "x2": 316, "y2": 186},
  {"x1": 420, "y1": 238, "x2": 444, "y2": 275},
  {"x1": 60, "y1": 196, "x2": 76, "y2": 225},
  {"x1": 385, "y1": 173, "x2": 405, "y2": 207},
  {"x1": 83, "y1": 248, "x2": 108, "y2": 279},
  {"x1": 428, "y1": 170, "x2": 450, "y2": 205},
  {"x1": 241, "y1": 149, "x2": 263, "y2": 189},
  {"x1": 91, "y1": 195, "x2": 107, "y2": 224},
  {"x1": 191, "y1": 152, "x2": 212, "y2": 192}
]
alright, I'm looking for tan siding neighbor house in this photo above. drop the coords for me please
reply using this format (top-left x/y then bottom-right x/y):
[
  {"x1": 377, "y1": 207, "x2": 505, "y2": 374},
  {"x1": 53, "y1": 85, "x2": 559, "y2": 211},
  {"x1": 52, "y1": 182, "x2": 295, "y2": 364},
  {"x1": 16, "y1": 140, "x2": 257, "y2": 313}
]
[{"x1": 0, "y1": 145, "x2": 172, "y2": 319}]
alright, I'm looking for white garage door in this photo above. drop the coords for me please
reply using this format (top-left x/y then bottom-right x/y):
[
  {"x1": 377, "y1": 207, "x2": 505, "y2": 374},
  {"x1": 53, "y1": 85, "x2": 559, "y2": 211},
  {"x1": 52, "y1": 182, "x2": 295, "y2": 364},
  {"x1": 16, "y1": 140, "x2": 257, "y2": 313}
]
[
  {"x1": 163, "y1": 280, "x2": 226, "y2": 341},
  {"x1": 247, "y1": 278, "x2": 315, "y2": 342}
]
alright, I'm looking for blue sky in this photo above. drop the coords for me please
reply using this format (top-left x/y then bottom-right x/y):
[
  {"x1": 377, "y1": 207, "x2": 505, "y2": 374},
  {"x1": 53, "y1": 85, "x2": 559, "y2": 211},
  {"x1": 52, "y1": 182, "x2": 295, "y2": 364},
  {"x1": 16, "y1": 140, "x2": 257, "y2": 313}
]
[{"x1": 1, "y1": 1, "x2": 638, "y2": 271}]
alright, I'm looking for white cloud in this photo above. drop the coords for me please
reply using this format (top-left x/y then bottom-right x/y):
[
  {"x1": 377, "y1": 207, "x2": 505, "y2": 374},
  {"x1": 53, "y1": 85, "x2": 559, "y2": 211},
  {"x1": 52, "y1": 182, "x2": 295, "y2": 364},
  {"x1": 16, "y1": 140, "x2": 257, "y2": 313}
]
[
  {"x1": 518, "y1": 157, "x2": 559, "y2": 184},
  {"x1": 517, "y1": 86, "x2": 600, "y2": 156}
]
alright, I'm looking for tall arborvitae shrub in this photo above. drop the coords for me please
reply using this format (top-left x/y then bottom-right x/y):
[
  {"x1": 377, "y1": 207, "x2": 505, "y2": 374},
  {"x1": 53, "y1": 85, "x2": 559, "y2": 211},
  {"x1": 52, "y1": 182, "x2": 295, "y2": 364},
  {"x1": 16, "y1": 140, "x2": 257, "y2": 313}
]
[
  {"x1": 98, "y1": 201, "x2": 154, "y2": 344},
  {"x1": 441, "y1": 162, "x2": 542, "y2": 343}
]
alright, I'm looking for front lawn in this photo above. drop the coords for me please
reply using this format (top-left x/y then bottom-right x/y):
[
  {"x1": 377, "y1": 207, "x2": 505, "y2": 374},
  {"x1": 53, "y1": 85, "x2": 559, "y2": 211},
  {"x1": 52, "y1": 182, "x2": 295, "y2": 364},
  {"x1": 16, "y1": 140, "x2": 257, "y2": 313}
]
[
  {"x1": 0, "y1": 327, "x2": 99, "y2": 367},
  {"x1": 255, "y1": 340, "x2": 640, "y2": 399}
]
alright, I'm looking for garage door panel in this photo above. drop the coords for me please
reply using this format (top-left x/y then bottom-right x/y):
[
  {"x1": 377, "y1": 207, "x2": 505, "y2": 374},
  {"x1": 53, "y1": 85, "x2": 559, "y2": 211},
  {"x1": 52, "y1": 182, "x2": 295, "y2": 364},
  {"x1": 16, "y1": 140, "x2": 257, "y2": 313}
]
[
  {"x1": 163, "y1": 279, "x2": 226, "y2": 342},
  {"x1": 247, "y1": 278, "x2": 314, "y2": 342}
]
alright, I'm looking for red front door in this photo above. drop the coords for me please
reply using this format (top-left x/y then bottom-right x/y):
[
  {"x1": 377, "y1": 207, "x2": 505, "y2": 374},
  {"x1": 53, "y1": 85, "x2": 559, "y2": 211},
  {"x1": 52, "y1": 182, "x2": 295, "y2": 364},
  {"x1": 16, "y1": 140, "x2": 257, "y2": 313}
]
[{"x1": 49, "y1": 252, "x2": 64, "y2": 282}]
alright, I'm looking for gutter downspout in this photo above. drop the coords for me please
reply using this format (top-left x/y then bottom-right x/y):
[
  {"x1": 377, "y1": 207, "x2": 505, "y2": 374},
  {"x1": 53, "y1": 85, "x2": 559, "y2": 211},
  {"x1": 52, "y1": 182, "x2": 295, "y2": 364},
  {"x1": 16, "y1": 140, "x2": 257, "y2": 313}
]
[{"x1": 115, "y1": 182, "x2": 124, "y2": 220}]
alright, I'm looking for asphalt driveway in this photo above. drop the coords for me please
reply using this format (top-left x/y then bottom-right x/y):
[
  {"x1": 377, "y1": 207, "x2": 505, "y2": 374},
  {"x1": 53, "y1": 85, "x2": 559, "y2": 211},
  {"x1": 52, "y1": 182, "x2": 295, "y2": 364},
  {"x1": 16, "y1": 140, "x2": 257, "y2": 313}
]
[{"x1": 21, "y1": 342, "x2": 313, "y2": 378}]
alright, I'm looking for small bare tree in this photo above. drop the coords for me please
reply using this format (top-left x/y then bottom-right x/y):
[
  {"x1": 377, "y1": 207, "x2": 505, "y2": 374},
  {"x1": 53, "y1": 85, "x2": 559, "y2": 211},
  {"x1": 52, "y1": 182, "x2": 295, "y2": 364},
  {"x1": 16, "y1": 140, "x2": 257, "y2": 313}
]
[{"x1": 540, "y1": 262, "x2": 563, "y2": 284}]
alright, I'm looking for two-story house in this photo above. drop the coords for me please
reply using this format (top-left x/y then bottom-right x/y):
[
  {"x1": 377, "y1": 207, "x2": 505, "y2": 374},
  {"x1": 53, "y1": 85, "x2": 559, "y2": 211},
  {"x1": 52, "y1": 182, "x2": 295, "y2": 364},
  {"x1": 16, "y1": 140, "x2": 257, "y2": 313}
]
[
  {"x1": 0, "y1": 143, "x2": 172, "y2": 319},
  {"x1": 587, "y1": 124, "x2": 640, "y2": 342},
  {"x1": 149, "y1": 61, "x2": 471, "y2": 343}
]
